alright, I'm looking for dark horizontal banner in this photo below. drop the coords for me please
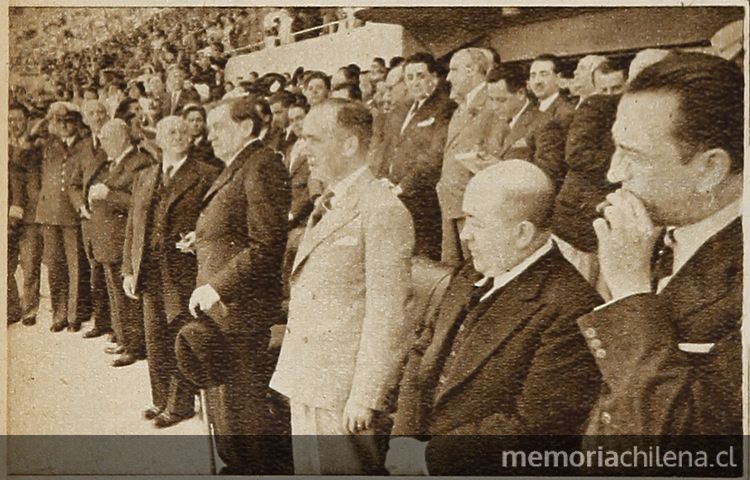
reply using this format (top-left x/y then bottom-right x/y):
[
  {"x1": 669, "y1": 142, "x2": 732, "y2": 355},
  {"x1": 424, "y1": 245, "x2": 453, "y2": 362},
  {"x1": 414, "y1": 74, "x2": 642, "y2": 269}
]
[{"x1": 4, "y1": 435, "x2": 745, "y2": 477}]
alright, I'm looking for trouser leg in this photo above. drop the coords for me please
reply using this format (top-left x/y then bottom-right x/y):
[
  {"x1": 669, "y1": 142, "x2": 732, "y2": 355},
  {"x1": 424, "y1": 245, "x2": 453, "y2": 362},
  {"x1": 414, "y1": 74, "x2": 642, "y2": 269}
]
[
  {"x1": 43, "y1": 225, "x2": 68, "y2": 326},
  {"x1": 19, "y1": 223, "x2": 43, "y2": 320}
]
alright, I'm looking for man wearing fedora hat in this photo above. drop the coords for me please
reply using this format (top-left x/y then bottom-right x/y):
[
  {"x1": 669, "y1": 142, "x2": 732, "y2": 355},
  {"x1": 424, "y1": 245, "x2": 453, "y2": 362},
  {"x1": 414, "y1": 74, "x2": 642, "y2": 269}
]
[{"x1": 35, "y1": 101, "x2": 92, "y2": 332}]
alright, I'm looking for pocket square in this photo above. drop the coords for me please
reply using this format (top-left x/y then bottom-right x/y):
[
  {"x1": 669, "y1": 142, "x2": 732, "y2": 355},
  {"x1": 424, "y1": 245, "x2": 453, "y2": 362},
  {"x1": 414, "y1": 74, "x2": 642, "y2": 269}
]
[
  {"x1": 678, "y1": 342, "x2": 715, "y2": 354},
  {"x1": 417, "y1": 117, "x2": 435, "y2": 127},
  {"x1": 333, "y1": 235, "x2": 359, "y2": 246}
]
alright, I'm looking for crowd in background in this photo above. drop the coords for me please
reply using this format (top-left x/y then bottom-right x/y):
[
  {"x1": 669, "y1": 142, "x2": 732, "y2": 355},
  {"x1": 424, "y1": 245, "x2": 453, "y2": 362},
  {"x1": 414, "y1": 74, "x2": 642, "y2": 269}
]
[{"x1": 7, "y1": 7, "x2": 745, "y2": 477}]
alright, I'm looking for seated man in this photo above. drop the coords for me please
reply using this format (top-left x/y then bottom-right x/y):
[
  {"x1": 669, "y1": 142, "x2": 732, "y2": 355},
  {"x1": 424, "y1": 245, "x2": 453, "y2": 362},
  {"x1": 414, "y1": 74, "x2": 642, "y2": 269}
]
[{"x1": 387, "y1": 160, "x2": 602, "y2": 476}]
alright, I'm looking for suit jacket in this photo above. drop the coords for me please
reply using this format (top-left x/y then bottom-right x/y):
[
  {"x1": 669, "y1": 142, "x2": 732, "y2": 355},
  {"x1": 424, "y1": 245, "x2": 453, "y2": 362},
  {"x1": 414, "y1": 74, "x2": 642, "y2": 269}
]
[
  {"x1": 262, "y1": 124, "x2": 285, "y2": 153},
  {"x1": 88, "y1": 148, "x2": 153, "y2": 264},
  {"x1": 270, "y1": 168, "x2": 415, "y2": 411},
  {"x1": 194, "y1": 139, "x2": 290, "y2": 342},
  {"x1": 436, "y1": 86, "x2": 497, "y2": 220},
  {"x1": 123, "y1": 156, "x2": 220, "y2": 322},
  {"x1": 68, "y1": 136, "x2": 109, "y2": 244},
  {"x1": 543, "y1": 93, "x2": 576, "y2": 128},
  {"x1": 497, "y1": 102, "x2": 546, "y2": 161},
  {"x1": 284, "y1": 139, "x2": 318, "y2": 230},
  {"x1": 552, "y1": 94, "x2": 620, "y2": 253},
  {"x1": 167, "y1": 87, "x2": 201, "y2": 116},
  {"x1": 578, "y1": 218, "x2": 742, "y2": 435},
  {"x1": 35, "y1": 134, "x2": 89, "y2": 226},
  {"x1": 394, "y1": 246, "x2": 601, "y2": 437},
  {"x1": 382, "y1": 88, "x2": 455, "y2": 260},
  {"x1": 9, "y1": 141, "x2": 42, "y2": 224},
  {"x1": 188, "y1": 135, "x2": 224, "y2": 169}
]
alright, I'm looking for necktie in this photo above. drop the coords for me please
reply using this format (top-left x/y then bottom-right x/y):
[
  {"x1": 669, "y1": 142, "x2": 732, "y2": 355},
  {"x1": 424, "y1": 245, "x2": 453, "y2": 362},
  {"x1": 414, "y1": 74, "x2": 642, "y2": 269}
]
[
  {"x1": 309, "y1": 190, "x2": 335, "y2": 228},
  {"x1": 651, "y1": 228, "x2": 676, "y2": 292},
  {"x1": 400, "y1": 101, "x2": 420, "y2": 135},
  {"x1": 162, "y1": 165, "x2": 175, "y2": 187}
]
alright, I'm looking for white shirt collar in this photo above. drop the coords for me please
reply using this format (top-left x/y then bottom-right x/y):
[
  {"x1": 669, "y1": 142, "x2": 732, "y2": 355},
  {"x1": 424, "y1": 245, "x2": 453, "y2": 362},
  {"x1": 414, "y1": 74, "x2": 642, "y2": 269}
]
[
  {"x1": 537, "y1": 91, "x2": 560, "y2": 113},
  {"x1": 163, "y1": 155, "x2": 188, "y2": 177},
  {"x1": 662, "y1": 198, "x2": 742, "y2": 289},
  {"x1": 110, "y1": 145, "x2": 134, "y2": 166},
  {"x1": 329, "y1": 165, "x2": 368, "y2": 204},
  {"x1": 474, "y1": 238, "x2": 554, "y2": 302},
  {"x1": 226, "y1": 137, "x2": 261, "y2": 167},
  {"x1": 464, "y1": 82, "x2": 486, "y2": 109},
  {"x1": 64, "y1": 135, "x2": 77, "y2": 147},
  {"x1": 509, "y1": 99, "x2": 531, "y2": 129}
]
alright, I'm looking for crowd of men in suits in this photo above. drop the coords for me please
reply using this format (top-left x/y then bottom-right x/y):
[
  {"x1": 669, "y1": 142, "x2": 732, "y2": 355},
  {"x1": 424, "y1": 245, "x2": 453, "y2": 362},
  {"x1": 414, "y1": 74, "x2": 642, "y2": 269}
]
[{"x1": 7, "y1": 18, "x2": 744, "y2": 474}]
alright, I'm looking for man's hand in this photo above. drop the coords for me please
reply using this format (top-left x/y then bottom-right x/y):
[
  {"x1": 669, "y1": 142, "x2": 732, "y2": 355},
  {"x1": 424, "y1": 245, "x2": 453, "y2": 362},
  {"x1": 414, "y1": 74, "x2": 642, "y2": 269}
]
[
  {"x1": 79, "y1": 205, "x2": 92, "y2": 220},
  {"x1": 88, "y1": 183, "x2": 110, "y2": 202},
  {"x1": 342, "y1": 399, "x2": 374, "y2": 434},
  {"x1": 386, "y1": 437, "x2": 429, "y2": 476},
  {"x1": 122, "y1": 274, "x2": 139, "y2": 300},
  {"x1": 189, "y1": 284, "x2": 221, "y2": 317},
  {"x1": 594, "y1": 189, "x2": 661, "y2": 301},
  {"x1": 176, "y1": 231, "x2": 196, "y2": 254}
]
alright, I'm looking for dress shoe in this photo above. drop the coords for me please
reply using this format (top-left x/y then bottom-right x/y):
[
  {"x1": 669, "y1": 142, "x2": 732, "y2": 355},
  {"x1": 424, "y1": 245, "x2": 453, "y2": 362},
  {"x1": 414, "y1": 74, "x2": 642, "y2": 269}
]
[
  {"x1": 22, "y1": 315, "x2": 36, "y2": 326},
  {"x1": 143, "y1": 406, "x2": 163, "y2": 420},
  {"x1": 112, "y1": 353, "x2": 137, "y2": 367},
  {"x1": 105, "y1": 345, "x2": 126, "y2": 355},
  {"x1": 153, "y1": 411, "x2": 195, "y2": 429},
  {"x1": 50, "y1": 321, "x2": 68, "y2": 332},
  {"x1": 68, "y1": 323, "x2": 82, "y2": 333},
  {"x1": 83, "y1": 327, "x2": 112, "y2": 339}
]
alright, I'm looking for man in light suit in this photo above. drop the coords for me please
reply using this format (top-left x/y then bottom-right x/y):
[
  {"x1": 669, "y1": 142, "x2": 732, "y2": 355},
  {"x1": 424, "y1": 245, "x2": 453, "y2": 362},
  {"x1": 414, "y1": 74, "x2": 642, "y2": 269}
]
[
  {"x1": 380, "y1": 52, "x2": 456, "y2": 261},
  {"x1": 187, "y1": 95, "x2": 292, "y2": 474},
  {"x1": 436, "y1": 48, "x2": 497, "y2": 266},
  {"x1": 386, "y1": 161, "x2": 601, "y2": 476},
  {"x1": 578, "y1": 53, "x2": 743, "y2": 437},
  {"x1": 270, "y1": 99, "x2": 415, "y2": 475}
]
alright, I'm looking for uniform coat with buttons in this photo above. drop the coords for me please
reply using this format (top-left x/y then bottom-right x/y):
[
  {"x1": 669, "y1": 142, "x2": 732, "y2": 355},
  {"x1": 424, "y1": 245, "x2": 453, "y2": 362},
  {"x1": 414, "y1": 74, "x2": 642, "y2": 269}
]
[
  {"x1": 35, "y1": 134, "x2": 91, "y2": 327},
  {"x1": 577, "y1": 218, "x2": 742, "y2": 435},
  {"x1": 393, "y1": 247, "x2": 602, "y2": 475},
  {"x1": 123, "y1": 155, "x2": 220, "y2": 417},
  {"x1": 380, "y1": 87, "x2": 456, "y2": 261},
  {"x1": 193, "y1": 139, "x2": 292, "y2": 474}
]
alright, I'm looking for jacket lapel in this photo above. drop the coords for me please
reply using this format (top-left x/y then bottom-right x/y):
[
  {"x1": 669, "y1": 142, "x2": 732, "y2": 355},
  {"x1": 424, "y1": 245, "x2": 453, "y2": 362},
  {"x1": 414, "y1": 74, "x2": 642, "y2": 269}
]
[
  {"x1": 433, "y1": 250, "x2": 555, "y2": 405},
  {"x1": 202, "y1": 141, "x2": 260, "y2": 203},
  {"x1": 500, "y1": 107, "x2": 535, "y2": 157},
  {"x1": 165, "y1": 158, "x2": 202, "y2": 209},
  {"x1": 445, "y1": 86, "x2": 487, "y2": 149},
  {"x1": 291, "y1": 171, "x2": 370, "y2": 274}
]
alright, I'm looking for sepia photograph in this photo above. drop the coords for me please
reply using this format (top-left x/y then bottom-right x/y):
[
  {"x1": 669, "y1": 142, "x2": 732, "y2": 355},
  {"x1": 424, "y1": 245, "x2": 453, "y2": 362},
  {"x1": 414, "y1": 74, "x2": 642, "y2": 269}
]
[{"x1": 4, "y1": 1, "x2": 747, "y2": 477}]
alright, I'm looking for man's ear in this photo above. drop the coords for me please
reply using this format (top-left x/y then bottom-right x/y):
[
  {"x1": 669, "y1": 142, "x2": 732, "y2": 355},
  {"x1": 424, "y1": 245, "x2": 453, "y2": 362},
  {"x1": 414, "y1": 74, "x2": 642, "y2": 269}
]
[
  {"x1": 694, "y1": 148, "x2": 733, "y2": 194},
  {"x1": 342, "y1": 135, "x2": 360, "y2": 157},
  {"x1": 515, "y1": 220, "x2": 537, "y2": 248}
]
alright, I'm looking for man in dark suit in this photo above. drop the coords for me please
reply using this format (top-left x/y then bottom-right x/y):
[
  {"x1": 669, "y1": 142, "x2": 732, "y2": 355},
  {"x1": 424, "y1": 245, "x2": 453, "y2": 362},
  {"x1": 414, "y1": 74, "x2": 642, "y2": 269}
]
[
  {"x1": 380, "y1": 53, "x2": 455, "y2": 261},
  {"x1": 578, "y1": 53, "x2": 742, "y2": 435},
  {"x1": 186, "y1": 95, "x2": 292, "y2": 474},
  {"x1": 8, "y1": 101, "x2": 43, "y2": 326},
  {"x1": 35, "y1": 102, "x2": 91, "y2": 332},
  {"x1": 165, "y1": 65, "x2": 201, "y2": 116},
  {"x1": 528, "y1": 54, "x2": 575, "y2": 127},
  {"x1": 90, "y1": 119, "x2": 152, "y2": 367},
  {"x1": 387, "y1": 160, "x2": 601, "y2": 476},
  {"x1": 123, "y1": 116, "x2": 220, "y2": 428},
  {"x1": 70, "y1": 99, "x2": 112, "y2": 339}
]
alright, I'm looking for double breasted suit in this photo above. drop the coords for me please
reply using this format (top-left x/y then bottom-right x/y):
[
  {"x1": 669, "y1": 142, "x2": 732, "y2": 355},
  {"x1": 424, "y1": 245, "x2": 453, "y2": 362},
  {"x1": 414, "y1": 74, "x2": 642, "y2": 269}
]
[
  {"x1": 89, "y1": 147, "x2": 153, "y2": 356},
  {"x1": 393, "y1": 247, "x2": 602, "y2": 475},
  {"x1": 35, "y1": 134, "x2": 91, "y2": 328},
  {"x1": 271, "y1": 168, "x2": 414, "y2": 474},
  {"x1": 381, "y1": 88, "x2": 455, "y2": 261},
  {"x1": 124, "y1": 156, "x2": 220, "y2": 417},
  {"x1": 578, "y1": 218, "x2": 742, "y2": 436},
  {"x1": 193, "y1": 139, "x2": 291, "y2": 474},
  {"x1": 435, "y1": 86, "x2": 496, "y2": 265}
]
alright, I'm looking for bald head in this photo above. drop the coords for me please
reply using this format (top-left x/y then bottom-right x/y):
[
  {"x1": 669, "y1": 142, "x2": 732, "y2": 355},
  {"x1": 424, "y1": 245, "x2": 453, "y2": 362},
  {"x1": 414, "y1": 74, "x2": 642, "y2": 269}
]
[
  {"x1": 461, "y1": 160, "x2": 554, "y2": 277},
  {"x1": 99, "y1": 119, "x2": 132, "y2": 160},
  {"x1": 81, "y1": 99, "x2": 109, "y2": 134},
  {"x1": 628, "y1": 49, "x2": 670, "y2": 82}
]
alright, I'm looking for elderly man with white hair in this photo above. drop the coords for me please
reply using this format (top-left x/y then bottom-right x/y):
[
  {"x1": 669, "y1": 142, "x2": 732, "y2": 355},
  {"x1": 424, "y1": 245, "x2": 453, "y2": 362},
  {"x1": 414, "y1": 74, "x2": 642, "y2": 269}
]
[
  {"x1": 570, "y1": 54, "x2": 608, "y2": 108},
  {"x1": 89, "y1": 118, "x2": 153, "y2": 367},
  {"x1": 436, "y1": 47, "x2": 497, "y2": 266},
  {"x1": 123, "y1": 116, "x2": 220, "y2": 428},
  {"x1": 388, "y1": 160, "x2": 602, "y2": 475}
]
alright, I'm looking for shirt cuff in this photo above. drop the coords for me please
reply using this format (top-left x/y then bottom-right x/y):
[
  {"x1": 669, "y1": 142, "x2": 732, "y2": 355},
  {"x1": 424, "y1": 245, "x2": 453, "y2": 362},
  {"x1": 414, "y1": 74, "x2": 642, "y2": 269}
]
[{"x1": 9, "y1": 206, "x2": 24, "y2": 220}]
